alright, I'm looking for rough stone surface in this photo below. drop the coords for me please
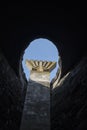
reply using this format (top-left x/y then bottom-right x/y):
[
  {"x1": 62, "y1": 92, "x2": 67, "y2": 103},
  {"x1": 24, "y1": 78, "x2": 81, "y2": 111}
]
[
  {"x1": 51, "y1": 56, "x2": 87, "y2": 130},
  {"x1": 30, "y1": 71, "x2": 50, "y2": 86},
  {"x1": 20, "y1": 80, "x2": 50, "y2": 130},
  {"x1": 0, "y1": 52, "x2": 23, "y2": 130},
  {"x1": 0, "y1": 7, "x2": 87, "y2": 130}
]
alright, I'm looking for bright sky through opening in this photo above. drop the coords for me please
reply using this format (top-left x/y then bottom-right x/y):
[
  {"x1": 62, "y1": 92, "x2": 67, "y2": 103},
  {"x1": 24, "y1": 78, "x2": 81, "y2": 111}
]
[{"x1": 22, "y1": 38, "x2": 59, "y2": 81}]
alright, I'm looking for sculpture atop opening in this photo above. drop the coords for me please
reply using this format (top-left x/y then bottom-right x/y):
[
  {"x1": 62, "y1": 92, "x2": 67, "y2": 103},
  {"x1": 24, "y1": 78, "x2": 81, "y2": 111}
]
[
  {"x1": 22, "y1": 38, "x2": 59, "y2": 82},
  {"x1": 25, "y1": 60, "x2": 56, "y2": 87}
]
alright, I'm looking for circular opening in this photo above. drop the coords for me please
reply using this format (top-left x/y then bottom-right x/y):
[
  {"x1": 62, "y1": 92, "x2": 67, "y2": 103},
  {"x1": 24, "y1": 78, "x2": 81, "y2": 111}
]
[{"x1": 22, "y1": 38, "x2": 59, "y2": 82}]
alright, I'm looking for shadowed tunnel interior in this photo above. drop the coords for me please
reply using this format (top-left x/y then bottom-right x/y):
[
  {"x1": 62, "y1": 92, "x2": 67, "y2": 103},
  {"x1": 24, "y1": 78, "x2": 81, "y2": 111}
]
[
  {"x1": 0, "y1": 5, "x2": 87, "y2": 130},
  {"x1": 1, "y1": 7, "x2": 86, "y2": 78}
]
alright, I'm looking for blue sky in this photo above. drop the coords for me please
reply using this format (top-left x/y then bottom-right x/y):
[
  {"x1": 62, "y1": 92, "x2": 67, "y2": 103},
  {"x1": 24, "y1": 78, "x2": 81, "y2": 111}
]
[{"x1": 22, "y1": 38, "x2": 59, "y2": 81}]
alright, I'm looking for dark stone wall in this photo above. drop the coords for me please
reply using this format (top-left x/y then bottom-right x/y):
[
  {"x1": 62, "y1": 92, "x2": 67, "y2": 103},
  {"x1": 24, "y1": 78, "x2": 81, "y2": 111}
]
[
  {"x1": 0, "y1": 51, "x2": 23, "y2": 130},
  {"x1": 20, "y1": 80, "x2": 50, "y2": 130},
  {"x1": 52, "y1": 56, "x2": 87, "y2": 130}
]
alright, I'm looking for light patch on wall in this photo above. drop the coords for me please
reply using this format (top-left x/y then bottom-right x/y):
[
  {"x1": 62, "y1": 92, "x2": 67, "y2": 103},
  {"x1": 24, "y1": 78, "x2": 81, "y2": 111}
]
[{"x1": 22, "y1": 38, "x2": 59, "y2": 81}]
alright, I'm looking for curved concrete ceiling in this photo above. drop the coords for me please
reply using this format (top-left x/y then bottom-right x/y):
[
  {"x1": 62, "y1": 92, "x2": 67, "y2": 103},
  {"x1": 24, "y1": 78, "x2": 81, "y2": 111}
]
[{"x1": 1, "y1": 6, "x2": 87, "y2": 77}]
